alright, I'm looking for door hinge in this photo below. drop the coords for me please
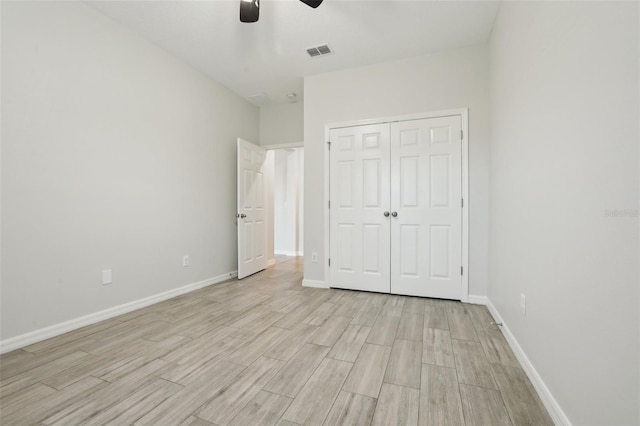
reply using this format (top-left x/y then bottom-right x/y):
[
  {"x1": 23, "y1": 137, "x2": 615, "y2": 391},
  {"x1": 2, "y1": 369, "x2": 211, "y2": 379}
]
[
  {"x1": 327, "y1": 141, "x2": 331, "y2": 150},
  {"x1": 460, "y1": 130, "x2": 464, "y2": 140},
  {"x1": 461, "y1": 266, "x2": 463, "y2": 275},
  {"x1": 461, "y1": 198, "x2": 464, "y2": 208},
  {"x1": 328, "y1": 200, "x2": 331, "y2": 209},
  {"x1": 328, "y1": 258, "x2": 331, "y2": 267}
]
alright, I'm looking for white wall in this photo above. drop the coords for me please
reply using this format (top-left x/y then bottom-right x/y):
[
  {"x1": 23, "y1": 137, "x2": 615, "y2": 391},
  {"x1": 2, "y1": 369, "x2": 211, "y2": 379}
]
[
  {"x1": 303, "y1": 45, "x2": 490, "y2": 296},
  {"x1": 1, "y1": 2, "x2": 259, "y2": 341},
  {"x1": 274, "y1": 148, "x2": 304, "y2": 256},
  {"x1": 260, "y1": 102, "x2": 304, "y2": 147},
  {"x1": 489, "y1": 2, "x2": 639, "y2": 425},
  {"x1": 260, "y1": 102, "x2": 304, "y2": 263}
]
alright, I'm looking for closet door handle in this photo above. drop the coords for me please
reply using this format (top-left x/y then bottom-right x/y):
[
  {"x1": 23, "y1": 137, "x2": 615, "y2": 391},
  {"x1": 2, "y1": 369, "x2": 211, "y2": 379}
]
[
  {"x1": 391, "y1": 211, "x2": 398, "y2": 217},
  {"x1": 383, "y1": 211, "x2": 390, "y2": 217}
]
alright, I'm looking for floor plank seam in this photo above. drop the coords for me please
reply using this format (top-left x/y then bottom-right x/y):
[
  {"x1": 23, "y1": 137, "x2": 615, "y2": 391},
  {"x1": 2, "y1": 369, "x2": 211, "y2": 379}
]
[{"x1": 0, "y1": 257, "x2": 554, "y2": 426}]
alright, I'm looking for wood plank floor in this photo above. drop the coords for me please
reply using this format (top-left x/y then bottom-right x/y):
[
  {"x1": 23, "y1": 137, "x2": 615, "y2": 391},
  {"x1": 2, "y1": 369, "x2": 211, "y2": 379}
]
[{"x1": 0, "y1": 256, "x2": 553, "y2": 426}]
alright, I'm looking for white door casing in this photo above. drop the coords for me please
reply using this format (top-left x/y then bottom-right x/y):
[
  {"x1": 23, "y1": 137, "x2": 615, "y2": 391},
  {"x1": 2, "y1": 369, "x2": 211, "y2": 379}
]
[
  {"x1": 327, "y1": 112, "x2": 465, "y2": 300},
  {"x1": 390, "y1": 116, "x2": 462, "y2": 299},
  {"x1": 329, "y1": 124, "x2": 391, "y2": 293},
  {"x1": 237, "y1": 138, "x2": 268, "y2": 279}
]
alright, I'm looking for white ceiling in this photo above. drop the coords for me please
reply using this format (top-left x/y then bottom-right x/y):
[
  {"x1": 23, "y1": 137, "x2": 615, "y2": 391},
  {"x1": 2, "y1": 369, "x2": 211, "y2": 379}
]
[{"x1": 88, "y1": 0, "x2": 500, "y2": 106}]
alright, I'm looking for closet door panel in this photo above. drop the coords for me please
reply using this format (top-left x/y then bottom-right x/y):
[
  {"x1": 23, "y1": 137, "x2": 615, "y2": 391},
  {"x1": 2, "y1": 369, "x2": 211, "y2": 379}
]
[
  {"x1": 390, "y1": 116, "x2": 462, "y2": 300},
  {"x1": 329, "y1": 124, "x2": 391, "y2": 293}
]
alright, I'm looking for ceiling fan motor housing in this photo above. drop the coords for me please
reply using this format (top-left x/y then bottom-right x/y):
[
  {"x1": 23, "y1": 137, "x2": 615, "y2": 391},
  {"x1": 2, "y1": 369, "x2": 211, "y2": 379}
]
[
  {"x1": 240, "y1": 0, "x2": 322, "y2": 23},
  {"x1": 240, "y1": 0, "x2": 259, "y2": 23}
]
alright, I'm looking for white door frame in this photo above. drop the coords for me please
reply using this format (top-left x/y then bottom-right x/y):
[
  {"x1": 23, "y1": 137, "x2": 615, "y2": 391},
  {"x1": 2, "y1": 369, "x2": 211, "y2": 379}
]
[
  {"x1": 323, "y1": 108, "x2": 470, "y2": 302},
  {"x1": 263, "y1": 142, "x2": 304, "y2": 151}
]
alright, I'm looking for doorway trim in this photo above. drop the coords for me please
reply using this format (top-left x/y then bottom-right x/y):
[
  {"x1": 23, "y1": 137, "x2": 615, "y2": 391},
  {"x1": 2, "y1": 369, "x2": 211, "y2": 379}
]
[
  {"x1": 323, "y1": 108, "x2": 470, "y2": 302},
  {"x1": 263, "y1": 142, "x2": 304, "y2": 151}
]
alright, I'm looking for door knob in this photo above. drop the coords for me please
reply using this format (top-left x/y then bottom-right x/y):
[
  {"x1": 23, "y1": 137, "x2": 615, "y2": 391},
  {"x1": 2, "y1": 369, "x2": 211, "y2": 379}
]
[
  {"x1": 237, "y1": 213, "x2": 247, "y2": 219},
  {"x1": 383, "y1": 211, "x2": 390, "y2": 217},
  {"x1": 391, "y1": 211, "x2": 398, "y2": 217}
]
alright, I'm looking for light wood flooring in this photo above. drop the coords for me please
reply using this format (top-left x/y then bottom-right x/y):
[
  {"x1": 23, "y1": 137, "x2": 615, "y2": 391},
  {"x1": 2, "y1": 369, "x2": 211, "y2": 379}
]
[{"x1": 0, "y1": 256, "x2": 554, "y2": 425}]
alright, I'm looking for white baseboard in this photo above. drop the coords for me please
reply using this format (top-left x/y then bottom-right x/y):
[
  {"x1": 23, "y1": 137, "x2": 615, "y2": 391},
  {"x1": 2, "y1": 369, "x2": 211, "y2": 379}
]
[
  {"x1": 466, "y1": 294, "x2": 487, "y2": 305},
  {"x1": 485, "y1": 298, "x2": 571, "y2": 426},
  {"x1": 274, "y1": 250, "x2": 304, "y2": 257},
  {"x1": 302, "y1": 278, "x2": 328, "y2": 289},
  {"x1": 267, "y1": 258, "x2": 276, "y2": 267},
  {"x1": 0, "y1": 270, "x2": 237, "y2": 354}
]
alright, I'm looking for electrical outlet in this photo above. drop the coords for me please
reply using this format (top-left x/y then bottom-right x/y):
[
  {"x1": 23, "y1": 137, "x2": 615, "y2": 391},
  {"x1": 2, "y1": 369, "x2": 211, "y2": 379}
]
[
  {"x1": 102, "y1": 269, "x2": 112, "y2": 285},
  {"x1": 311, "y1": 252, "x2": 318, "y2": 263},
  {"x1": 520, "y1": 293, "x2": 526, "y2": 315},
  {"x1": 182, "y1": 255, "x2": 190, "y2": 267}
]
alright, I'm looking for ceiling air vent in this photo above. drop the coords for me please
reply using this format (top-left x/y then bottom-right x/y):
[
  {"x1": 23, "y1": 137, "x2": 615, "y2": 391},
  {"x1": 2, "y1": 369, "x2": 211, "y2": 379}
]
[{"x1": 306, "y1": 44, "x2": 333, "y2": 58}]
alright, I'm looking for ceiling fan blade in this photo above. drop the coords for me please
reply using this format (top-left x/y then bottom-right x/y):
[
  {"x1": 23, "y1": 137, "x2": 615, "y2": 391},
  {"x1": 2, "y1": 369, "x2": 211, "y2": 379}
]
[
  {"x1": 240, "y1": 0, "x2": 259, "y2": 23},
  {"x1": 299, "y1": 0, "x2": 323, "y2": 8}
]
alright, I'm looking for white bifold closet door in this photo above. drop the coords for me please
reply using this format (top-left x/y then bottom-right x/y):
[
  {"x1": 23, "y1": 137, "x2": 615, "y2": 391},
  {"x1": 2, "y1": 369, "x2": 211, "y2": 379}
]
[
  {"x1": 390, "y1": 116, "x2": 462, "y2": 299},
  {"x1": 329, "y1": 116, "x2": 463, "y2": 300},
  {"x1": 329, "y1": 124, "x2": 391, "y2": 293}
]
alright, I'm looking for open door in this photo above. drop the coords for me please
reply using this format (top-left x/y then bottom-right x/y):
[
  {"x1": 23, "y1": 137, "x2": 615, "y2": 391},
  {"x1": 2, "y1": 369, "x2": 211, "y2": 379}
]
[{"x1": 237, "y1": 138, "x2": 268, "y2": 279}]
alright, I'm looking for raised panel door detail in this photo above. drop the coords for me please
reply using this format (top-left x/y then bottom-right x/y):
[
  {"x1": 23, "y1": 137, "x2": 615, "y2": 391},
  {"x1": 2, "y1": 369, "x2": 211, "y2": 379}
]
[
  {"x1": 429, "y1": 154, "x2": 450, "y2": 208},
  {"x1": 429, "y1": 225, "x2": 450, "y2": 278},
  {"x1": 399, "y1": 225, "x2": 419, "y2": 277},
  {"x1": 400, "y1": 156, "x2": 419, "y2": 208},
  {"x1": 338, "y1": 161, "x2": 354, "y2": 208},
  {"x1": 243, "y1": 170, "x2": 253, "y2": 208},
  {"x1": 243, "y1": 222, "x2": 254, "y2": 262},
  {"x1": 429, "y1": 126, "x2": 450, "y2": 144},
  {"x1": 255, "y1": 172, "x2": 264, "y2": 209},
  {"x1": 338, "y1": 224, "x2": 355, "y2": 272},
  {"x1": 254, "y1": 220, "x2": 265, "y2": 260},
  {"x1": 400, "y1": 129, "x2": 419, "y2": 147},
  {"x1": 363, "y1": 159, "x2": 381, "y2": 208},
  {"x1": 242, "y1": 147, "x2": 252, "y2": 163},
  {"x1": 254, "y1": 150, "x2": 266, "y2": 165},
  {"x1": 363, "y1": 224, "x2": 382, "y2": 273},
  {"x1": 363, "y1": 133, "x2": 380, "y2": 149},
  {"x1": 338, "y1": 135, "x2": 354, "y2": 151}
]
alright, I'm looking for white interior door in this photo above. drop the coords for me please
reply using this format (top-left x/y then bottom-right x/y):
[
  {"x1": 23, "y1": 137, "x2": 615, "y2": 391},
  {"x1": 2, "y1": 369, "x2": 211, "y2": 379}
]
[
  {"x1": 329, "y1": 124, "x2": 391, "y2": 293},
  {"x1": 390, "y1": 116, "x2": 462, "y2": 299},
  {"x1": 237, "y1": 138, "x2": 268, "y2": 279}
]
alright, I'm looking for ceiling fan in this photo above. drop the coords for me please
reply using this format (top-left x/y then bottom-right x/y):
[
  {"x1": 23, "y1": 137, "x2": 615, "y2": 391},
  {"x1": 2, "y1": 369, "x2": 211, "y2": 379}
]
[{"x1": 240, "y1": 0, "x2": 323, "y2": 23}]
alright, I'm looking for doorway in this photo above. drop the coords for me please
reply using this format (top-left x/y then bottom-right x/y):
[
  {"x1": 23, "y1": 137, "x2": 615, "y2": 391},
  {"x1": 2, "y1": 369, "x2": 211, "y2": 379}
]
[
  {"x1": 273, "y1": 148, "x2": 304, "y2": 258},
  {"x1": 236, "y1": 140, "x2": 303, "y2": 279}
]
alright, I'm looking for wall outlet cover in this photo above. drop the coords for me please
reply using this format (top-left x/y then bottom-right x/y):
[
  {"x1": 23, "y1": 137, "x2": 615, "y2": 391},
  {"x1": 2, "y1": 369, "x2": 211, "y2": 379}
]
[{"x1": 102, "y1": 269, "x2": 112, "y2": 285}]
